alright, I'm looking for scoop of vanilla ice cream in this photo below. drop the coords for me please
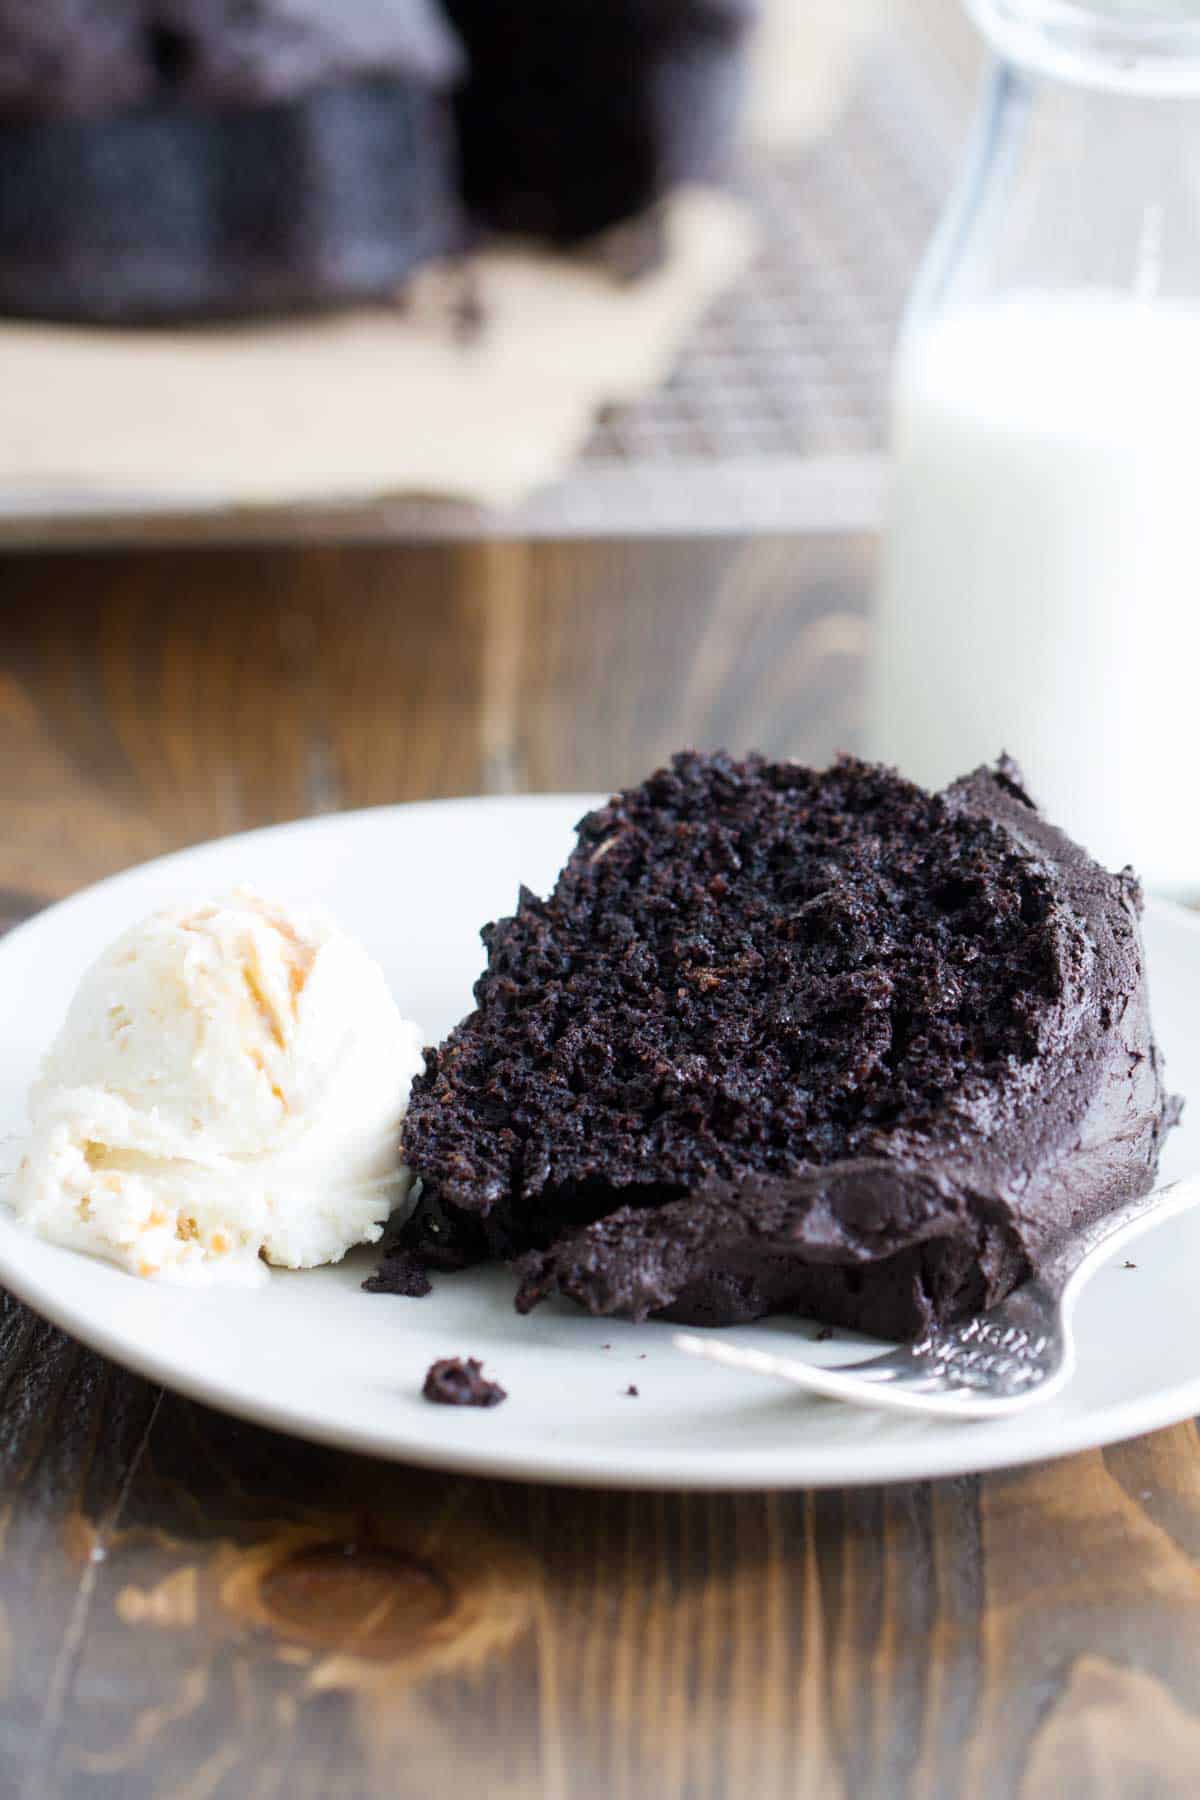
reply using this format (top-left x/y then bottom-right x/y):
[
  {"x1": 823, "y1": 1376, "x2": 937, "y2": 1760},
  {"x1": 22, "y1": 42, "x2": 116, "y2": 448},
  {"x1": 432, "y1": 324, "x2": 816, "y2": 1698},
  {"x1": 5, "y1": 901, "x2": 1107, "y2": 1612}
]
[{"x1": 9, "y1": 892, "x2": 425, "y2": 1283}]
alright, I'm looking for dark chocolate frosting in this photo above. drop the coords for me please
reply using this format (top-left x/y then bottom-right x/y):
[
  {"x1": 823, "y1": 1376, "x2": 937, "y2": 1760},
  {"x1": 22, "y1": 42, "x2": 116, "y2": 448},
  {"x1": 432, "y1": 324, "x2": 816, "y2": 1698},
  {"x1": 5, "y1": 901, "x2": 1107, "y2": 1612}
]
[{"x1": 396, "y1": 753, "x2": 1178, "y2": 1339}]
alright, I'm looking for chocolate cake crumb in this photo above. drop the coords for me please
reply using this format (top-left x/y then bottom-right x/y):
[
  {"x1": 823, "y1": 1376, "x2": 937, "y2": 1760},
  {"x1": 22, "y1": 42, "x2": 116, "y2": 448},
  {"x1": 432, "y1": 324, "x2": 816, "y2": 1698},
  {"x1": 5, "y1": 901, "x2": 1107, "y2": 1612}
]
[
  {"x1": 1123, "y1": 1260, "x2": 1137, "y2": 1270},
  {"x1": 814, "y1": 1326, "x2": 834, "y2": 1343},
  {"x1": 422, "y1": 1357, "x2": 506, "y2": 1408},
  {"x1": 363, "y1": 1249, "x2": 432, "y2": 1299},
  {"x1": 451, "y1": 269, "x2": 486, "y2": 344},
  {"x1": 625, "y1": 1384, "x2": 639, "y2": 1397}
]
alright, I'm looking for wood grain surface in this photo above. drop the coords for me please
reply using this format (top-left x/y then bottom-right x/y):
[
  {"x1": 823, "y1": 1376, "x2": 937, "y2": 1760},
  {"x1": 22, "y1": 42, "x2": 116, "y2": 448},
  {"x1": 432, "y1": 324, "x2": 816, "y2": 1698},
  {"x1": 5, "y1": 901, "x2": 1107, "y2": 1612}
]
[{"x1": 0, "y1": 538, "x2": 1196, "y2": 1800}]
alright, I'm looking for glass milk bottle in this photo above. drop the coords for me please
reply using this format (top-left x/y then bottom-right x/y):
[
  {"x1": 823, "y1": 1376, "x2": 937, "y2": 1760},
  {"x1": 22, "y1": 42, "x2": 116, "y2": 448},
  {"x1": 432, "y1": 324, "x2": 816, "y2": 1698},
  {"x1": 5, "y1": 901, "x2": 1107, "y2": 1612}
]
[{"x1": 868, "y1": 0, "x2": 1200, "y2": 893}]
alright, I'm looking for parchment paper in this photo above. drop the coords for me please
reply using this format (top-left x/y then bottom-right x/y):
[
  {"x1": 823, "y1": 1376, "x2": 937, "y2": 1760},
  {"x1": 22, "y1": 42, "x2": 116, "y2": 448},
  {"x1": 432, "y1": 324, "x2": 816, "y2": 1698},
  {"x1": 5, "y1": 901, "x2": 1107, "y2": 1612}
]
[
  {"x1": 748, "y1": 0, "x2": 884, "y2": 151},
  {"x1": 0, "y1": 191, "x2": 754, "y2": 511},
  {"x1": 0, "y1": 0, "x2": 885, "y2": 516}
]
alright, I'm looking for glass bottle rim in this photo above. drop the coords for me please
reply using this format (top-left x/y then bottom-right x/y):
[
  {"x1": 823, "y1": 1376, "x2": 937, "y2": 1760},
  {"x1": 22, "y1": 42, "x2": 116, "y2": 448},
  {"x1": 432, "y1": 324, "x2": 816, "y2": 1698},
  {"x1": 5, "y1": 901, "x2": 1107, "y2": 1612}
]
[{"x1": 967, "y1": 0, "x2": 1200, "y2": 94}]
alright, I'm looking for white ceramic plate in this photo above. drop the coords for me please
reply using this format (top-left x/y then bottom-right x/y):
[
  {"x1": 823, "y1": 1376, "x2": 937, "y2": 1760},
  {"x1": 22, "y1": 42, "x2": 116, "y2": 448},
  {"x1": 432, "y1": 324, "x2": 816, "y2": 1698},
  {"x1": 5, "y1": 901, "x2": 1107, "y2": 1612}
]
[{"x1": 0, "y1": 796, "x2": 1196, "y2": 1490}]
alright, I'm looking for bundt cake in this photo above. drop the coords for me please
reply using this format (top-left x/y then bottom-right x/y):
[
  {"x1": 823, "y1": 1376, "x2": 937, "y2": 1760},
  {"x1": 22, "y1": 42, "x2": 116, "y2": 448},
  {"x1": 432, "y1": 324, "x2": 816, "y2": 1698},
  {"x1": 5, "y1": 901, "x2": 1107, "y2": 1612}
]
[
  {"x1": 0, "y1": 0, "x2": 759, "y2": 321},
  {"x1": 383, "y1": 752, "x2": 1177, "y2": 1341}
]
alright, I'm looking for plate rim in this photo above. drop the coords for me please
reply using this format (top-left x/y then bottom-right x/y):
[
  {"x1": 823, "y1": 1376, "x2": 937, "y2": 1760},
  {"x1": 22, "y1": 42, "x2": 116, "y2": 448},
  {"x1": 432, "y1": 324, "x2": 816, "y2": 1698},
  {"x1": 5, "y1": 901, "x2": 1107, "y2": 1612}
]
[
  {"x1": 0, "y1": 794, "x2": 1197, "y2": 1491},
  {"x1": 3, "y1": 1216, "x2": 1200, "y2": 1490}
]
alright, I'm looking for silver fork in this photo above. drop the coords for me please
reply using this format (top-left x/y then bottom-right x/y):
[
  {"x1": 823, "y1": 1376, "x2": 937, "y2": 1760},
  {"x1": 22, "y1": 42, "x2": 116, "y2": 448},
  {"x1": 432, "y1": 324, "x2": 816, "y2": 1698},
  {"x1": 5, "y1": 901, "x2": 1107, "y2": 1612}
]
[{"x1": 673, "y1": 1176, "x2": 1200, "y2": 1420}]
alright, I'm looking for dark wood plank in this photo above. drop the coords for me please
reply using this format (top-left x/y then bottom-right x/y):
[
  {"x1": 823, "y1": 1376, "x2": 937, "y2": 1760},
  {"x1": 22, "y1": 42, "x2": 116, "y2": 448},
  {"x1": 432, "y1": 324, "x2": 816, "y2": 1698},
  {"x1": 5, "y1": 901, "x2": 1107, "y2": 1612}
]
[
  {"x1": 0, "y1": 539, "x2": 1198, "y2": 1799},
  {"x1": 16, "y1": 1423, "x2": 1197, "y2": 1799},
  {"x1": 0, "y1": 545, "x2": 496, "y2": 903},
  {"x1": 0, "y1": 1293, "x2": 162, "y2": 1798}
]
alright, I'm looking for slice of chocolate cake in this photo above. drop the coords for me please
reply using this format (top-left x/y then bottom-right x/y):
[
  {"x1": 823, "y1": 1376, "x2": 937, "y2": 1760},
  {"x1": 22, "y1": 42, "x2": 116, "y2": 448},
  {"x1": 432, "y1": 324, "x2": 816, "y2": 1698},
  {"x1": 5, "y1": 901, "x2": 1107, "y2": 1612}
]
[{"x1": 394, "y1": 752, "x2": 1177, "y2": 1341}]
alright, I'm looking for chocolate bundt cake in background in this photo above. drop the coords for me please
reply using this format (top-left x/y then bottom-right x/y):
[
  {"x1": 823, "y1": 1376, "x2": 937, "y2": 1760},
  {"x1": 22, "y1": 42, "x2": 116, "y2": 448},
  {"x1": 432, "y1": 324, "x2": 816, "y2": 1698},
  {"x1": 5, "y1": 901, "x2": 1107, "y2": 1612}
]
[
  {"x1": 0, "y1": 1, "x2": 465, "y2": 323},
  {"x1": 0, "y1": 0, "x2": 759, "y2": 323},
  {"x1": 0, "y1": 0, "x2": 461, "y2": 112},
  {"x1": 388, "y1": 752, "x2": 1177, "y2": 1341},
  {"x1": 444, "y1": 0, "x2": 758, "y2": 243}
]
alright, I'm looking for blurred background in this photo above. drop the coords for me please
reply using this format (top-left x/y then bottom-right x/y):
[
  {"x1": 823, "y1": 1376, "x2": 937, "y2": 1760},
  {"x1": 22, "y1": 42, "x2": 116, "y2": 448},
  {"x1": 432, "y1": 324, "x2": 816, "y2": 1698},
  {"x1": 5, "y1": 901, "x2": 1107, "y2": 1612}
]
[
  {"x1": 7, "y1": 11, "x2": 1200, "y2": 1791},
  {"x1": 0, "y1": 0, "x2": 980, "y2": 915}
]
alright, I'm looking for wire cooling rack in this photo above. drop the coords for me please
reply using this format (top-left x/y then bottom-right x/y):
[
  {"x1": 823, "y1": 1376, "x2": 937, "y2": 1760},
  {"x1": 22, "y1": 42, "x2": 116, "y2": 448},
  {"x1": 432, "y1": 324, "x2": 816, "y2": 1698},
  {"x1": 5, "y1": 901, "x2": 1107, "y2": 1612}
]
[{"x1": 0, "y1": 7, "x2": 977, "y2": 546}]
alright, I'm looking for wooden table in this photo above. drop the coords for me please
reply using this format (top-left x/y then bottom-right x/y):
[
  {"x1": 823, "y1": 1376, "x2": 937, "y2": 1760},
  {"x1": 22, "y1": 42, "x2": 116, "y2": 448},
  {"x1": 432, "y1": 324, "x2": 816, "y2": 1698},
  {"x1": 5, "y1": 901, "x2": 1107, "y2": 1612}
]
[{"x1": 0, "y1": 536, "x2": 1197, "y2": 1799}]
